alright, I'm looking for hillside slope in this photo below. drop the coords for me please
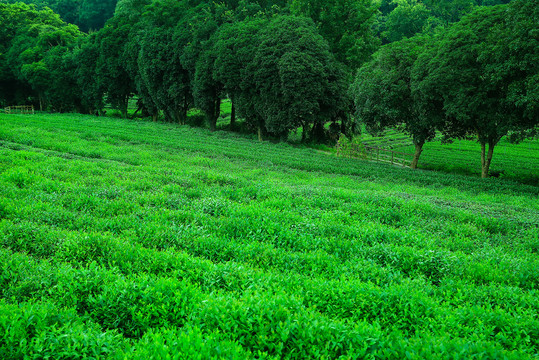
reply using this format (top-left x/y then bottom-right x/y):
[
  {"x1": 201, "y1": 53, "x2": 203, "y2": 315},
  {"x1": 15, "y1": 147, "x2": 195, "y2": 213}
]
[{"x1": 0, "y1": 113, "x2": 538, "y2": 359}]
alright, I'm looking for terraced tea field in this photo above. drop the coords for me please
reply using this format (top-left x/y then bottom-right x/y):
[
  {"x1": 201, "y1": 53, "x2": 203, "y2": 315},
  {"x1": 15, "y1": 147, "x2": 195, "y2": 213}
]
[
  {"x1": 0, "y1": 113, "x2": 538, "y2": 359},
  {"x1": 357, "y1": 129, "x2": 539, "y2": 185}
]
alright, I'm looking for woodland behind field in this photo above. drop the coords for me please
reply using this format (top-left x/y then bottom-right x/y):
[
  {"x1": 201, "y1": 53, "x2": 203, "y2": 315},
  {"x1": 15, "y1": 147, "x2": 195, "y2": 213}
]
[{"x1": 0, "y1": 0, "x2": 537, "y2": 177}]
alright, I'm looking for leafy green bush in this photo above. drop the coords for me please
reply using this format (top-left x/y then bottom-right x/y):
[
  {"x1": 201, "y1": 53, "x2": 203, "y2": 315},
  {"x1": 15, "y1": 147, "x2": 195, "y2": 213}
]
[
  {"x1": 0, "y1": 301, "x2": 126, "y2": 359},
  {"x1": 0, "y1": 113, "x2": 537, "y2": 359},
  {"x1": 122, "y1": 327, "x2": 252, "y2": 360},
  {"x1": 336, "y1": 134, "x2": 368, "y2": 159}
]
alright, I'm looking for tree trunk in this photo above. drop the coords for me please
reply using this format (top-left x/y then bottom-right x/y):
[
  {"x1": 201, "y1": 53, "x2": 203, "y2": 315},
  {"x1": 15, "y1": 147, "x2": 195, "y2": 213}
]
[
  {"x1": 121, "y1": 95, "x2": 130, "y2": 119},
  {"x1": 230, "y1": 101, "x2": 236, "y2": 130},
  {"x1": 215, "y1": 98, "x2": 221, "y2": 118},
  {"x1": 209, "y1": 114, "x2": 217, "y2": 132},
  {"x1": 257, "y1": 118, "x2": 264, "y2": 141},
  {"x1": 165, "y1": 109, "x2": 173, "y2": 123},
  {"x1": 302, "y1": 122, "x2": 308, "y2": 143},
  {"x1": 210, "y1": 98, "x2": 220, "y2": 132},
  {"x1": 481, "y1": 140, "x2": 496, "y2": 178},
  {"x1": 410, "y1": 140, "x2": 425, "y2": 169},
  {"x1": 179, "y1": 107, "x2": 187, "y2": 125},
  {"x1": 310, "y1": 122, "x2": 325, "y2": 143},
  {"x1": 173, "y1": 109, "x2": 187, "y2": 125},
  {"x1": 181, "y1": 96, "x2": 189, "y2": 125},
  {"x1": 340, "y1": 112, "x2": 347, "y2": 135},
  {"x1": 121, "y1": 101, "x2": 128, "y2": 119}
]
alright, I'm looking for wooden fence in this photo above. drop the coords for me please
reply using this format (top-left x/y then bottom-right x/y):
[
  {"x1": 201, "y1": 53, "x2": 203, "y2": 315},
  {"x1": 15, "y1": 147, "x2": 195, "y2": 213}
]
[
  {"x1": 365, "y1": 145, "x2": 413, "y2": 167},
  {"x1": 335, "y1": 142, "x2": 414, "y2": 167},
  {"x1": 4, "y1": 105, "x2": 35, "y2": 115}
]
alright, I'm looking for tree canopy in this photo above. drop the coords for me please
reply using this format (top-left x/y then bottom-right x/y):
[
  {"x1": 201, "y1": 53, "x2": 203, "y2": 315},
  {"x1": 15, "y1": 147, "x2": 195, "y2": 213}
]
[
  {"x1": 1, "y1": 0, "x2": 118, "y2": 32},
  {"x1": 412, "y1": 0, "x2": 538, "y2": 177},
  {"x1": 1, "y1": 0, "x2": 536, "y2": 166},
  {"x1": 0, "y1": 2, "x2": 84, "y2": 110},
  {"x1": 352, "y1": 35, "x2": 435, "y2": 168},
  {"x1": 353, "y1": 0, "x2": 537, "y2": 177}
]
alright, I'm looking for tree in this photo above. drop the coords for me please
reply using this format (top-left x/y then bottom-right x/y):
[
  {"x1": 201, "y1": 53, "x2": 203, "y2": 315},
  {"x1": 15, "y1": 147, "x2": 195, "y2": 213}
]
[
  {"x1": 182, "y1": 2, "x2": 224, "y2": 131},
  {"x1": 73, "y1": 33, "x2": 104, "y2": 114},
  {"x1": 1, "y1": 0, "x2": 118, "y2": 33},
  {"x1": 382, "y1": 0, "x2": 431, "y2": 43},
  {"x1": 211, "y1": 17, "x2": 268, "y2": 131},
  {"x1": 249, "y1": 16, "x2": 349, "y2": 141},
  {"x1": 352, "y1": 35, "x2": 436, "y2": 168},
  {"x1": 481, "y1": 0, "x2": 539, "y2": 133},
  {"x1": 423, "y1": 0, "x2": 476, "y2": 24},
  {"x1": 291, "y1": 0, "x2": 380, "y2": 69},
  {"x1": 0, "y1": 3, "x2": 64, "y2": 107},
  {"x1": 138, "y1": 27, "x2": 192, "y2": 124},
  {"x1": 194, "y1": 49, "x2": 222, "y2": 131},
  {"x1": 378, "y1": 0, "x2": 398, "y2": 15},
  {"x1": 2, "y1": 3, "x2": 83, "y2": 111},
  {"x1": 114, "y1": 0, "x2": 155, "y2": 119},
  {"x1": 412, "y1": 1, "x2": 539, "y2": 178},
  {"x1": 94, "y1": 17, "x2": 135, "y2": 118},
  {"x1": 114, "y1": 0, "x2": 150, "y2": 18}
]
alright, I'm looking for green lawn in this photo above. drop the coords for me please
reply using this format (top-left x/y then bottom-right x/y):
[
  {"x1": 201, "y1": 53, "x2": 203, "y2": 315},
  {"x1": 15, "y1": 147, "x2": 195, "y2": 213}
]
[{"x1": 0, "y1": 113, "x2": 538, "y2": 359}]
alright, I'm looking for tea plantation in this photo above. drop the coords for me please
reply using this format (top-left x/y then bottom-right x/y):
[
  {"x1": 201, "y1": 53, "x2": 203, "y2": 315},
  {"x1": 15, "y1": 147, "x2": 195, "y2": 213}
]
[
  {"x1": 358, "y1": 129, "x2": 539, "y2": 186},
  {"x1": 0, "y1": 113, "x2": 538, "y2": 359}
]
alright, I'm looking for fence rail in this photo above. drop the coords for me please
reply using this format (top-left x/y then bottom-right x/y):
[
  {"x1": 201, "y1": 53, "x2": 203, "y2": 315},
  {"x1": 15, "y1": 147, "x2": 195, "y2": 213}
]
[
  {"x1": 335, "y1": 142, "x2": 413, "y2": 167},
  {"x1": 365, "y1": 145, "x2": 413, "y2": 167},
  {"x1": 4, "y1": 105, "x2": 35, "y2": 115}
]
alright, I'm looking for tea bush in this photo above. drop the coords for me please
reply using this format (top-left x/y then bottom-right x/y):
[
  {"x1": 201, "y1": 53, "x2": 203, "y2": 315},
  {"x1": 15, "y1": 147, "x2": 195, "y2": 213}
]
[{"x1": 0, "y1": 113, "x2": 537, "y2": 358}]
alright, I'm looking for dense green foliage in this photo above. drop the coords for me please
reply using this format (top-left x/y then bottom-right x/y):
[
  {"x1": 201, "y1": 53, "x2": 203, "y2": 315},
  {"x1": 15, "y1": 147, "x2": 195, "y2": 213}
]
[
  {"x1": 0, "y1": 2, "x2": 84, "y2": 110},
  {"x1": 1, "y1": 0, "x2": 537, "y2": 356},
  {"x1": 291, "y1": 0, "x2": 380, "y2": 68},
  {"x1": 0, "y1": 0, "x2": 118, "y2": 31},
  {"x1": 0, "y1": 113, "x2": 538, "y2": 358},
  {"x1": 412, "y1": 1, "x2": 538, "y2": 178},
  {"x1": 1, "y1": 0, "x2": 529, "y2": 147},
  {"x1": 353, "y1": 0, "x2": 538, "y2": 177},
  {"x1": 352, "y1": 35, "x2": 435, "y2": 169},
  {"x1": 377, "y1": 0, "x2": 513, "y2": 43}
]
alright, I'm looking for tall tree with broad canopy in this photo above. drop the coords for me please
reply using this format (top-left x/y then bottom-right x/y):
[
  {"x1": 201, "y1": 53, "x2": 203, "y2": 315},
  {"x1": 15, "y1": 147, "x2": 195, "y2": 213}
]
[
  {"x1": 422, "y1": 0, "x2": 476, "y2": 24},
  {"x1": 187, "y1": 2, "x2": 229, "y2": 131},
  {"x1": 73, "y1": 34, "x2": 104, "y2": 114},
  {"x1": 1, "y1": 3, "x2": 63, "y2": 107},
  {"x1": 249, "y1": 16, "x2": 349, "y2": 141},
  {"x1": 138, "y1": 26, "x2": 193, "y2": 124},
  {"x1": 211, "y1": 18, "x2": 268, "y2": 131},
  {"x1": 481, "y1": 0, "x2": 539, "y2": 137},
  {"x1": 94, "y1": 17, "x2": 135, "y2": 118},
  {"x1": 3, "y1": 3, "x2": 83, "y2": 111},
  {"x1": 352, "y1": 35, "x2": 436, "y2": 169},
  {"x1": 1, "y1": 0, "x2": 118, "y2": 32},
  {"x1": 412, "y1": 1, "x2": 539, "y2": 178},
  {"x1": 194, "y1": 49, "x2": 223, "y2": 132},
  {"x1": 114, "y1": 0, "x2": 155, "y2": 119}
]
